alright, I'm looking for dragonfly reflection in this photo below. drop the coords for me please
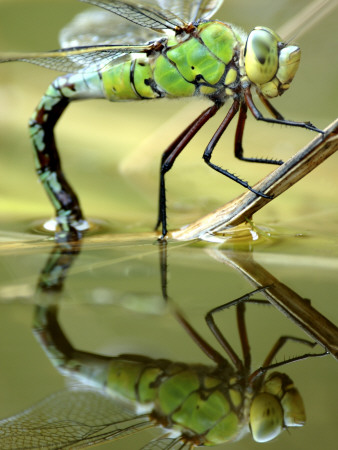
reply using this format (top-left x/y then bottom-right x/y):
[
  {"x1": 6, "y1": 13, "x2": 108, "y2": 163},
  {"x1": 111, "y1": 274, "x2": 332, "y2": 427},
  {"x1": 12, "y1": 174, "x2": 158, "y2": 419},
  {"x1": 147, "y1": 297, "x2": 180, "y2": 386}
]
[{"x1": 0, "y1": 239, "x2": 326, "y2": 449}]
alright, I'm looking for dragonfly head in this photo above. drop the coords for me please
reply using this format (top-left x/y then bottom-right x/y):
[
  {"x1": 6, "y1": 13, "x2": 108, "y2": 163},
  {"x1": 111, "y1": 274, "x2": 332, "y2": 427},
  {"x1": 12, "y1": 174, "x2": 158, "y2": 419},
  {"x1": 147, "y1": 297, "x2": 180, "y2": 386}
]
[
  {"x1": 244, "y1": 27, "x2": 301, "y2": 98},
  {"x1": 249, "y1": 372, "x2": 306, "y2": 443}
]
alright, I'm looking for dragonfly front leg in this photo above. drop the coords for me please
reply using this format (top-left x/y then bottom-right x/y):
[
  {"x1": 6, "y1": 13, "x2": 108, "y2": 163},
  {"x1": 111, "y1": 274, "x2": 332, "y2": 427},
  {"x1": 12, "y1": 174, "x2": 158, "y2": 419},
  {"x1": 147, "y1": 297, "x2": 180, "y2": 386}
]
[
  {"x1": 205, "y1": 288, "x2": 270, "y2": 372},
  {"x1": 234, "y1": 102, "x2": 284, "y2": 165},
  {"x1": 244, "y1": 87, "x2": 324, "y2": 134},
  {"x1": 203, "y1": 100, "x2": 272, "y2": 199},
  {"x1": 29, "y1": 73, "x2": 104, "y2": 234}
]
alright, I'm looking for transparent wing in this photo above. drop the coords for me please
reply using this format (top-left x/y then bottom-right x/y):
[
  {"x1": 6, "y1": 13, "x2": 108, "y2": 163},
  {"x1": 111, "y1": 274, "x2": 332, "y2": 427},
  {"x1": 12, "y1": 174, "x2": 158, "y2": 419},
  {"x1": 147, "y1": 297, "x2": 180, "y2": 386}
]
[
  {"x1": 60, "y1": 1, "x2": 225, "y2": 48},
  {"x1": 60, "y1": 8, "x2": 159, "y2": 47},
  {"x1": 194, "y1": 0, "x2": 224, "y2": 20},
  {"x1": 0, "y1": 387, "x2": 154, "y2": 449},
  {"x1": 0, "y1": 1, "x2": 226, "y2": 74},
  {"x1": 157, "y1": 0, "x2": 224, "y2": 22},
  {"x1": 80, "y1": 0, "x2": 187, "y2": 31},
  {"x1": 0, "y1": 43, "x2": 153, "y2": 73}
]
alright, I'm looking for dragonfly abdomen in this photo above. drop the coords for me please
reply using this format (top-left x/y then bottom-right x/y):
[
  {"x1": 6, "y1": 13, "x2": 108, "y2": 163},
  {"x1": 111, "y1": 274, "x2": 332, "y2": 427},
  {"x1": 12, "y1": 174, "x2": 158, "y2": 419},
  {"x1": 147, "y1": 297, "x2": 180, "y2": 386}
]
[
  {"x1": 28, "y1": 71, "x2": 105, "y2": 230},
  {"x1": 102, "y1": 59, "x2": 161, "y2": 100}
]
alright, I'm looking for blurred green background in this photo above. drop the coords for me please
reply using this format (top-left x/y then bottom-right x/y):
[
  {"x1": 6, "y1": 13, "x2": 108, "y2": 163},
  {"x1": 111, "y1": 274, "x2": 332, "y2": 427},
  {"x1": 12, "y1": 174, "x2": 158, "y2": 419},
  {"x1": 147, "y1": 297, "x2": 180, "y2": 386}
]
[{"x1": 0, "y1": 1, "x2": 337, "y2": 450}]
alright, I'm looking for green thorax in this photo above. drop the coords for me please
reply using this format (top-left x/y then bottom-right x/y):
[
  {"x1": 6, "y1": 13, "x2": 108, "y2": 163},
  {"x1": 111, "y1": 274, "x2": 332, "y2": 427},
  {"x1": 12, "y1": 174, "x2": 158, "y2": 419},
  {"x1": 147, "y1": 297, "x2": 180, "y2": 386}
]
[
  {"x1": 107, "y1": 356, "x2": 245, "y2": 446},
  {"x1": 102, "y1": 21, "x2": 242, "y2": 101}
]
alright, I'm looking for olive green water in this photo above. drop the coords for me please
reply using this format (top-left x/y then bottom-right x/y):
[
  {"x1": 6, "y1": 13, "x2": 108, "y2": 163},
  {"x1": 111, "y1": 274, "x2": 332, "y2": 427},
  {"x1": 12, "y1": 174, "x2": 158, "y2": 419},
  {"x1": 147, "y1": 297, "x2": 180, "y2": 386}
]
[{"x1": 0, "y1": 1, "x2": 337, "y2": 449}]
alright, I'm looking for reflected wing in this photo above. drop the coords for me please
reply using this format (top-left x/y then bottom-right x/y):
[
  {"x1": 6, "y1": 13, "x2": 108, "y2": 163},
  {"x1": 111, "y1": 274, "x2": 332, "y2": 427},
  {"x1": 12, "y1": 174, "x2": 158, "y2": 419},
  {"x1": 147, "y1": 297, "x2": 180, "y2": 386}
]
[
  {"x1": 80, "y1": 0, "x2": 187, "y2": 31},
  {"x1": 60, "y1": 8, "x2": 159, "y2": 47},
  {"x1": 0, "y1": 387, "x2": 154, "y2": 449},
  {"x1": 0, "y1": 43, "x2": 153, "y2": 73}
]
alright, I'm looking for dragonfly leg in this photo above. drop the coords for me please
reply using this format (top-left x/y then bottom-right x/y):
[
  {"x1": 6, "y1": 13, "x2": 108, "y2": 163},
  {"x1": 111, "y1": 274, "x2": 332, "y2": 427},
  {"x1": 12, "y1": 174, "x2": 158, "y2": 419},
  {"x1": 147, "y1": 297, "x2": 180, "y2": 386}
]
[
  {"x1": 205, "y1": 287, "x2": 270, "y2": 372},
  {"x1": 172, "y1": 307, "x2": 228, "y2": 366},
  {"x1": 257, "y1": 91, "x2": 285, "y2": 120},
  {"x1": 261, "y1": 335, "x2": 318, "y2": 368},
  {"x1": 247, "y1": 310, "x2": 328, "y2": 384},
  {"x1": 29, "y1": 73, "x2": 104, "y2": 234},
  {"x1": 158, "y1": 240, "x2": 169, "y2": 301},
  {"x1": 244, "y1": 87, "x2": 324, "y2": 134},
  {"x1": 155, "y1": 103, "x2": 221, "y2": 239},
  {"x1": 202, "y1": 100, "x2": 272, "y2": 199},
  {"x1": 157, "y1": 240, "x2": 227, "y2": 365},
  {"x1": 234, "y1": 102, "x2": 284, "y2": 165},
  {"x1": 249, "y1": 343, "x2": 329, "y2": 385},
  {"x1": 236, "y1": 300, "x2": 251, "y2": 371}
]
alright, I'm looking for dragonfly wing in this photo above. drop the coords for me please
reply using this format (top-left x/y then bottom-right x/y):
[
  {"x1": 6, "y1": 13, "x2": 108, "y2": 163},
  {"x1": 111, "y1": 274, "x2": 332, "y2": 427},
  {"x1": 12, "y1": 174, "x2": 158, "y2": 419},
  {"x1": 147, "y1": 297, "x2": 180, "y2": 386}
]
[
  {"x1": 141, "y1": 436, "x2": 193, "y2": 449},
  {"x1": 60, "y1": 8, "x2": 160, "y2": 47},
  {"x1": 0, "y1": 43, "x2": 153, "y2": 73},
  {"x1": 60, "y1": 1, "x2": 225, "y2": 48},
  {"x1": 192, "y1": 0, "x2": 224, "y2": 20},
  {"x1": 157, "y1": 0, "x2": 223, "y2": 22},
  {"x1": 79, "y1": 0, "x2": 187, "y2": 32},
  {"x1": 0, "y1": 387, "x2": 154, "y2": 449}
]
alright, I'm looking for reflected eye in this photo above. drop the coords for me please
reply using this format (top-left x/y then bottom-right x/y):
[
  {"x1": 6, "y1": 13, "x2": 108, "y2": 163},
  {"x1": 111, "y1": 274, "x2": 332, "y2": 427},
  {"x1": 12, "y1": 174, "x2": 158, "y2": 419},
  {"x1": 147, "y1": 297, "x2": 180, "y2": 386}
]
[
  {"x1": 281, "y1": 387, "x2": 306, "y2": 426},
  {"x1": 244, "y1": 27, "x2": 279, "y2": 85},
  {"x1": 249, "y1": 393, "x2": 283, "y2": 443}
]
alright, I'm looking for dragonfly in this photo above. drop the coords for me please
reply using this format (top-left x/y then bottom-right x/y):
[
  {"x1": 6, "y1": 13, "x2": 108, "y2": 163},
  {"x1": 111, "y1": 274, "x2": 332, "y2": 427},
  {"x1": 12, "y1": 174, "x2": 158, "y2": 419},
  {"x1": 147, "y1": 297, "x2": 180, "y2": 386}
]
[
  {"x1": 0, "y1": 0, "x2": 323, "y2": 239},
  {"x1": 0, "y1": 239, "x2": 326, "y2": 449}
]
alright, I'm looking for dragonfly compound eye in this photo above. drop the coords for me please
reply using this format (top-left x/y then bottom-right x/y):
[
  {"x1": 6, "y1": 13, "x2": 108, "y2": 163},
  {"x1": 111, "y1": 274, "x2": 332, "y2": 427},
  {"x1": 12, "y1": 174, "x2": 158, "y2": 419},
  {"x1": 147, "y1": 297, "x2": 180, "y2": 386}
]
[
  {"x1": 262, "y1": 372, "x2": 306, "y2": 428},
  {"x1": 275, "y1": 45, "x2": 301, "y2": 89},
  {"x1": 244, "y1": 27, "x2": 279, "y2": 86},
  {"x1": 249, "y1": 393, "x2": 283, "y2": 443},
  {"x1": 280, "y1": 387, "x2": 306, "y2": 427},
  {"x1": 244, "y1": 27, "x2": 301, "y2": 98}
]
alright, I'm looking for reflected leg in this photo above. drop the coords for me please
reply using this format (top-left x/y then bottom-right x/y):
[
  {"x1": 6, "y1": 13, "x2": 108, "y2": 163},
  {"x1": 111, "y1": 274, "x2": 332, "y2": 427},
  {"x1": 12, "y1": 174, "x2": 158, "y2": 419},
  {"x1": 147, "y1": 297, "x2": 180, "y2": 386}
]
[
  {"x1": 249, "y1": 337, "x2": 329, "y2": 385},
  {"x1": 205, "y1": 287, "x2": 269, "y2": 371},
  {"x1": 205, "y1": 287, "x2": 328, "y2": 381},
  {"x1": 158, "y1": 240, "x2": 229, "y2": 366}
]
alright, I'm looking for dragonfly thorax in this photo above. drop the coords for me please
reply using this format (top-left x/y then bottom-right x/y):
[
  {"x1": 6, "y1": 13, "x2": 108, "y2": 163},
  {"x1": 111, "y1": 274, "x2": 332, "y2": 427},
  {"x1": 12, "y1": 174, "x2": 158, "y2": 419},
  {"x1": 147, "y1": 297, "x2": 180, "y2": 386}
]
[{"x1": 244, "y1": 27, "x2": 301, "y2": 98}]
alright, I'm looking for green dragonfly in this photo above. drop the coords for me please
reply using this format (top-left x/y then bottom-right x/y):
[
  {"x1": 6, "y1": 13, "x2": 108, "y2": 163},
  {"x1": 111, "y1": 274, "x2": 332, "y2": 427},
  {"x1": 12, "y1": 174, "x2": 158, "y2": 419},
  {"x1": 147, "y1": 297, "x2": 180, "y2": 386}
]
[
  {"x1": 0, "y1": 0, "x2": 322, "y2": 238},
  {"x1": 0, "y1": 239, "x2": 326, "y2": 449}
]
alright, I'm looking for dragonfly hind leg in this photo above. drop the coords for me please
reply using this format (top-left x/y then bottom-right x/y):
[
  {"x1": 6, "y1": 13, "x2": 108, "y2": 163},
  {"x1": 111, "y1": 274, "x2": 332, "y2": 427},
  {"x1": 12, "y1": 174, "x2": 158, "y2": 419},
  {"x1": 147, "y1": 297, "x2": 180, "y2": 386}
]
[
  {"x1": 155, "y1": 103, "x2": 220, "y2": 238},
  {"x1": 29, "y1": 73, "x2": 104, "y2": 234}
]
